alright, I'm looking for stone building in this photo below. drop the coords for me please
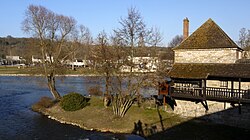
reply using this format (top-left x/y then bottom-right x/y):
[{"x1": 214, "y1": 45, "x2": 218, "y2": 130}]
[
  {"x1": 174, "y1": 18, "x2": 243, "y2": 64},
  {"x1": 169, "y1": 18, "x2": 250, "y2": 90},
  {"x1": 165, "y1": 18, "x2": 250, "y2": 129}
]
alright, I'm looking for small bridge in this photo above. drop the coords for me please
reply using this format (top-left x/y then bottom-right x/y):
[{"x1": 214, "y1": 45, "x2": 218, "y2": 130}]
[
  {"x1": 171, "y1": 86, "x2": 250, "y2": 103},
  {"x1": 169, "y1": 86, "x2": 250, "y2": 113}
]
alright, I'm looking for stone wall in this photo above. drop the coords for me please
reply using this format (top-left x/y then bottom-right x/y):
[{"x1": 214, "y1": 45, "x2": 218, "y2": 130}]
[
  {"x1": 174, "y1": 48, "x2": 241, "y2": 63},
  {"x1": 166, "y1": 100, "x2": 250, "y2": 129}
]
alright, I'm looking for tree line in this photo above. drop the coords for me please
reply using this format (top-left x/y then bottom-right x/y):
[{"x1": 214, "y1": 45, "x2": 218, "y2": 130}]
[
  {"x1": 14, "y1": 5, "x2": 250, "y2": 117},
  {"x1": 20, "y1": 5, "x2": 177, "y2": 117}
]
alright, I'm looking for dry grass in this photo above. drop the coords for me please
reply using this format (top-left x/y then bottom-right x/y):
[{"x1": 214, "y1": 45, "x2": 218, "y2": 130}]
[
  {"x1": 37, "y1": 96, "x2": 250, "y2": 139},
  {"x1": 0, "y1": 66, "x2": 95, "y2": 75},
  {"x1": 44, "y1": 96, "x2": 185, "y2": 134}
]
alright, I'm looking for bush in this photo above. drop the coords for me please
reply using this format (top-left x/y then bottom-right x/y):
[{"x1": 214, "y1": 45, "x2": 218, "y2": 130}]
[
  {"x1": 32, "y1": 96, "x2": 56, "y2": 112},
  {"x1": 60, "y1": 92, "x2": 90, "y2": 111},
  {"x1": 88, "y1": 86, "x2": 103, "y2": 96}
]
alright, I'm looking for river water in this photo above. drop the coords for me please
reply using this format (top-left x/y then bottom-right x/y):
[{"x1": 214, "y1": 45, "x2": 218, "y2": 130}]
[{"x1": 0, "y1": 76, "x2": 149, "y2": 140}]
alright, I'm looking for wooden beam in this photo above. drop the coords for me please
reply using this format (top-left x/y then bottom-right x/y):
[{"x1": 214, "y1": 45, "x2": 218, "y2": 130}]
[
  {"x1": 202, "y1": 79, "x2": 206, "y2": 99},
  {"x1": 201, "y1": 100, "x2": 209, "y2": 111},
  {"x1": 238, "y1": 102, "x2": 241, "y2": 114},
  {"x1": 239, "y1": 78, "x2": 241, "y2": 99},
  {"x1": 231, "y1": 80, "x2": 234, "y2": 98}
]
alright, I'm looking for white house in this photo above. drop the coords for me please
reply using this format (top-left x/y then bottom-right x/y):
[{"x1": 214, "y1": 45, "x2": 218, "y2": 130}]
[
  {"x1": 64, "y1": 59, "x2": 89, "y2": 67},
  {"x1": 120, "y1": 56, "x2": 158, "y2": 72},
  {"x1": 5, "y1": 55, "x2": 26, "y2": 65},
  {"x1": 32, "y1": 54, "x2": 54, "y2": 64}
]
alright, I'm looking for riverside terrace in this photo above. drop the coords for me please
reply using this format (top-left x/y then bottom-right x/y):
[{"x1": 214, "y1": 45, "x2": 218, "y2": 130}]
[
  {"x1": 163, "y1": 18, "x2": 250, "y2": 113},
  {"x1": 167, "y1": 63, "x2": 250, "y2": 112}
]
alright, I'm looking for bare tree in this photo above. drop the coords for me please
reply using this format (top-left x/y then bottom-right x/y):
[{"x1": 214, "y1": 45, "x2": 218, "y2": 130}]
[
  {"x1": 78, "y1": 25, "x2": 92, "y2": 60},
  {"x1": 168, "y1": 35, "x2": 183, "y2": 48},
  {"x1": 110, "y1": 7, "x2": 157, "y2": 117},
  {"x1": 237, "y1": 28, "x2": 250, "y2": 49},
  {"x1": 92, "y1": 31, "x2": 114, "y2": 95},
  {"x1": 149, "y1": 27, "x2": 163, "y2": 48},
  {"x1": 114, "y1": 7, "x2": 149, "y2": 58},
  {"x1": 61, "y1": 24, "x2": 92, "y2": 70},
  {"x1": 22, "y1": 5, "x2": 77, "y2": 100}
]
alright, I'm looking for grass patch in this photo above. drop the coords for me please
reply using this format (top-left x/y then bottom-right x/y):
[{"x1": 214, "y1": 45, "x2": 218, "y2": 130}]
[
  {"x1": 36, "y1": 96, "x2": 250, "y2": 139},
  {"x1": 0, "y1": 66, "x2": 96, "y2": 75},
  {"x1": 0, "y1": 66, "x2": 43, "y2": 75},
  {"x1": 44, "y1": 96, "x2": 185, "y2": 134}
]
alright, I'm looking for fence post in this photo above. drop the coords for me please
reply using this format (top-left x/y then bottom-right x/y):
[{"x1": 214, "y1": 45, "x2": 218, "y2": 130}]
[{"x1": 202, "y1": 79, "x2": 206, "y2": 99}]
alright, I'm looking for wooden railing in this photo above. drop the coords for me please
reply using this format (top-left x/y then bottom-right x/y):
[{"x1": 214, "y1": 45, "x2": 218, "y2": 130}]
[
  {"x1": 171, "y1": 86, "x2": 250, "y2": 102},
  {"x1": 171, "y1": 87, "x2": 203, "y2": 98},
  {"x1": 206, "y1": 87, "x2": 250, "y2": 100}
]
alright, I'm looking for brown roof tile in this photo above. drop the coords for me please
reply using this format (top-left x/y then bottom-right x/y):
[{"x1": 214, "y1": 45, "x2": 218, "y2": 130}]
[
  {"x1": 173, "y1": 18, "x2": 240, "y2": 50},
  {"x1": 168, "y1": 63, "x2": 250, "y2": 79}
]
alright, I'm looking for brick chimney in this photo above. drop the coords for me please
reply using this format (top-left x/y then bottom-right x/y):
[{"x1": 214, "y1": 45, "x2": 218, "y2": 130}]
[{"x1": 183, "y1": 17, "x2": 189, "y2": 40}]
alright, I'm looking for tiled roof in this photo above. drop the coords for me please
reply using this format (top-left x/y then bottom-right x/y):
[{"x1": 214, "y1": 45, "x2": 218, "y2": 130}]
[
  {"x1": 173, "y1": 18, "x2": 241, "y2": 50},
  {"x1": 168, "y1": 63, "x2": 250, "y2": 79}
]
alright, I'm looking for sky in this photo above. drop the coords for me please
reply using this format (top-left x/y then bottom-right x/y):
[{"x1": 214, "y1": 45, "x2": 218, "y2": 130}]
[{"x1": 1, "y1": 0, "x2": 250, "y2": 46}]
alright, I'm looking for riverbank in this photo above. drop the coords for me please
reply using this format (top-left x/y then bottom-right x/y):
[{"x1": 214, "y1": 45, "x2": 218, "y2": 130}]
[
  {"x1": 33, "y1": 96, "x2": 250, "y2": 139},
  {"x1": 33, "y1": 96, "x2": 186, "y2": 135},
  {"x1": 0, "y1": 66, "x2": 99, "y2": 76},
  {"x1": 0, "y1": 73, "x2": 98, "y2": 77}
]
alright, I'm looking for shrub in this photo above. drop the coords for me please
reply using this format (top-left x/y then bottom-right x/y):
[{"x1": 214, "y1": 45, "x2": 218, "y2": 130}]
[
  {"x1": 32, "y1": 96, "x2": 56, "y2": 112},
  {"x1": 88, "y1": 86, "x2": 103, "y2": 96},
  {"x1": 60, "y1": 92, "x2": 89, "y2": 111}
]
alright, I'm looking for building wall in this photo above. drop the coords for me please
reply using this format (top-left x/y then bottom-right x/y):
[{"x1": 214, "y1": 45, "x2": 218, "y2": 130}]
[
  {"x1": 174, "y1": 48, "x2": 241, "y2": 63},
  {"x1": 166, "y1": 100, "x2": 250, "y2": 129},
  {"x1": 6, "y1": 56, "x2": 20, "y2": 61}
]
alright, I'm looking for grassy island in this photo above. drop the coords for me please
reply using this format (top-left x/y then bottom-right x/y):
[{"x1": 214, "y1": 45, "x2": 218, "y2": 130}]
[{"x1": 32, "y1": 96, "x2": 250, "y2": 140}]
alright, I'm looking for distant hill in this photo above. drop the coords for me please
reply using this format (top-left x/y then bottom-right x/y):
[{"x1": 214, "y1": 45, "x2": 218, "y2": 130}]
[
  {"x1": 0, "y1": 36, "x2": 39, "y2": 61},
  {"x1": 0, "y1": 36, "x2": 34, "y2": 47},
  {"x1": 0, "y1": 36, "x2": 174, "y2": 62}
]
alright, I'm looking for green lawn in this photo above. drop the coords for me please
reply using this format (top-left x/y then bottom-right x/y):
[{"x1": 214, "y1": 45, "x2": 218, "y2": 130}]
[{"x1": 0, "y1": 66, "x2": 33, "y2": 74}]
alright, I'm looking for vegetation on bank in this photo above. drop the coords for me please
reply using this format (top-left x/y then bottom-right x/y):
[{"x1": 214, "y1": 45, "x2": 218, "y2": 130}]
[
  {"x1": 33, "y1": 96, "x2": 185, "y2": 134},
  {"x1": 0, "y1": 66, "x2": 96, "y2": 75},
  {"x1": 60, "y1": 92, "x2": 90, "y2": 111},
  {"x1": 32, "y1": 96, "x2": 250, "y2": 139}
]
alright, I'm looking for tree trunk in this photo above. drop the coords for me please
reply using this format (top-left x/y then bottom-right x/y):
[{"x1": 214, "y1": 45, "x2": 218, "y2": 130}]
[
  {"x1": 112, "y1": 95, "x2": 135, "y2": 117},
  {"x1": 47, "y1": 73, "x2": 61, "y2": 100}
]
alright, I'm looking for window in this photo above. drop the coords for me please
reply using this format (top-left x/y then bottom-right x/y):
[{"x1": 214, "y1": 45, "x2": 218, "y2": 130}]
[{"x1": 220, "y1": 81, "x2": 228, "y2": 88}]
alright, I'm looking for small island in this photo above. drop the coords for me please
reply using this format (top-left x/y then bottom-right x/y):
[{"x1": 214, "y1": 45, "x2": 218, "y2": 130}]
[{"x1": 32, "y1": 96, "x2": 185, "y2": 135}]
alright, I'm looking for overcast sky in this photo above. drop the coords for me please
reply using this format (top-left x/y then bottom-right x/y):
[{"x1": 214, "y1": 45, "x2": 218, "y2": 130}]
[{"x1": 1, "y1": 0, "x2": 250, "y2": 46}]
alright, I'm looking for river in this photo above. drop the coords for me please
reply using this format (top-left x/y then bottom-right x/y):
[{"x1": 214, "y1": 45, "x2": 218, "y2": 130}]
[{"x1": 0, "y1": 76, "x2": 149, "y2": 140}]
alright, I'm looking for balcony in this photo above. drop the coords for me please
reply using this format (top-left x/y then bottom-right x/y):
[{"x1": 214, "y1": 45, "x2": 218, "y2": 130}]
[{"x1": 170, "y1": 86, "x2": 250, "y2": 103}]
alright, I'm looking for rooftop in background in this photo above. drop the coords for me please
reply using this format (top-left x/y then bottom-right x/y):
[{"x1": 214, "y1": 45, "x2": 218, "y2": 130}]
[{"x1": 174, "y1": 19, "x2": 241, "y2": 50}]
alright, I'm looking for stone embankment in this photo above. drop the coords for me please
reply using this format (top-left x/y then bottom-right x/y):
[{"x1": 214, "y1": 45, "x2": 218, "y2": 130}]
[{"x1": 167, "y1": 100, "x2": 250, "y2": 129}]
